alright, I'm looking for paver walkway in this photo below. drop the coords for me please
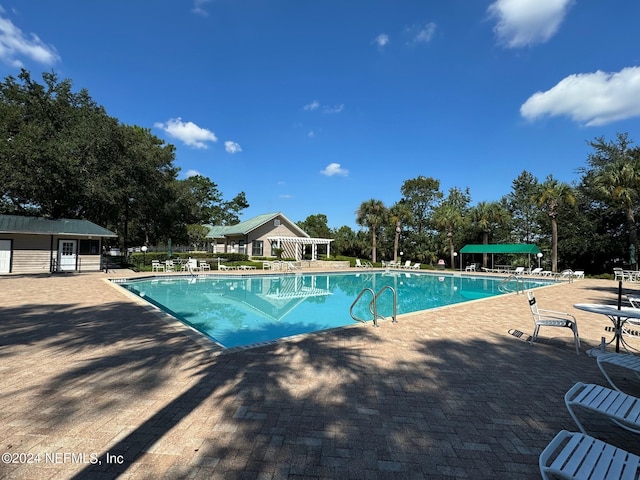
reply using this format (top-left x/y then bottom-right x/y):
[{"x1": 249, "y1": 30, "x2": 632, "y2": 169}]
[{"x1": 1, "y1": 271, "x2": 640, "y2": 479}]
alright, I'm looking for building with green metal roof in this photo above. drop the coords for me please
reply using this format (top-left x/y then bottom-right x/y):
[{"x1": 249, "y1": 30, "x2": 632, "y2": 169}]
[
  {"x1": 205, "y1": 212, "x2": 333, "y2": 260},
  {"x1": 0, "y1": 214, "x2": 116, "y2": 274}
]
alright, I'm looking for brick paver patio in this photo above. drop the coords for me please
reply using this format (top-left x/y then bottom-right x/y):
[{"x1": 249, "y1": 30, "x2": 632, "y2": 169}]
[{"x1": 1, "y1": 270, "x2": 640, "y2": 479}]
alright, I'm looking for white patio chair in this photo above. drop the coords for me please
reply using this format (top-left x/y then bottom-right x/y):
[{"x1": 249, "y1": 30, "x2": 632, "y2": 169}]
[
  {"x1": 402, "y1": 260, "x2": 412, "y2": 269},
  {"x1": 529, "y1": 267, "x2": 543, "y2": 275},
  {"x1": 614, "y1": 268, "x2": 630, "y2": 281},
  {"x1": 539, "y1": 430, "x2": 640, "y2": 480},
  {"x1": 564, "y1": 382, "x2": 640, "y2": 435},
  {"x1": 151, "y1": 260, "x2": 164, "y2": 272},
  {"x1": 513, "y1": 266, "x2": 525, "y2": 275},
  {"x1": 199, "y1": 260, "x2": 210, "y2": 271},
  {"x1": 465, "y1": 264, "x2": 476, "y2": 272},
  {"x1": 527, "y1": 291, "x2": 580, "y2": 355},
  {"x1": 624, "y1": 295, "x2": 640, "y2": 337},
  {"x1": 183, "y1": 258, "x2": 198, "y2": 273},
  {"x1": 411, "y1": 263, "x2": 421, "y2": 270}
]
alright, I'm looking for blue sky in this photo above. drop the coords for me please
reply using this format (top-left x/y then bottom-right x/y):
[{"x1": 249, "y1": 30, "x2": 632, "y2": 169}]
[{"x1": 2, "y1": 1, "x2": 640, "y2": 229}]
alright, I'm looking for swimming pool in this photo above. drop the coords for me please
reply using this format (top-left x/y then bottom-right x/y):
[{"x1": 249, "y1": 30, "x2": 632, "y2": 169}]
[{"x1": 117, "y1": 271, "x2": 552, "y2": 349}]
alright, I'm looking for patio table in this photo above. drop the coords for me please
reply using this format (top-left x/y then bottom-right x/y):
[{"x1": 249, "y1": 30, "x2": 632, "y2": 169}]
[{"x1": 573, "y1": 303, "x2": 640, "y2": 354}]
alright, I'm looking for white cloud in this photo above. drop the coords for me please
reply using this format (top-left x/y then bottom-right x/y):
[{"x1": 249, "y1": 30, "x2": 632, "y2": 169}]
[
  {"x1": 488, "y1": 0, "x2": 574, "y2": 48},
  {"x1": 303, "y1": 101, "x2": 344, "y2": 114},
  {"x1": 224, "y1": 141, "x2": 242, "y2": 154},
  {"x1": 520, "y1": 67, "x2": 640, "y2": 127},
  {"x1": 192, "y1": 0, "x2": 211, "y2": 16},
  {"x1": 320, "y1": 163, "x2": 349, "y2": 177},
  {"x1": 279, "y1": 194, "x2": 294, "y2": 199},
  {"x1": 303, "y1": 100, "x2": 320, "y2": 111},
  {"x1": 185, "y1": 169, "x2": 201, "y2": 178},
  {"x1": 323, "y1": 104, "x2": 344, "y2": 114},
  {"x1": 406, "y1": 22, "x2": 437, "y2": 45},
  {"x1": 307, "y1": 130, "x2": 315, "y2": 138},
  {"x1": 0, "y1": 12, "x2": 59, "y2": 67},
  {"x1": 154, "y1": 118, "x2": 217, "y2": 149},
  {"x1": 373, "y1": 33, "x2": 389, "y2": 48}
]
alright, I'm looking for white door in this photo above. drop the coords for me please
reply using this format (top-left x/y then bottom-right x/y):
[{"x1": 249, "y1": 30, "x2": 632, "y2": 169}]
[
  {"x1": 0, "y1": 240, "x2": 11, "y2": 273},
  {"x1": 58, "y1": 240, "x2": 77, "y2": 271}
]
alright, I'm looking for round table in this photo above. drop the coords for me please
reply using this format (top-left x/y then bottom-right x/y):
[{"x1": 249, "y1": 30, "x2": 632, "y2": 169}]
[{"x1": 573, "y1": 303, "x2": 640, "y2": 353}]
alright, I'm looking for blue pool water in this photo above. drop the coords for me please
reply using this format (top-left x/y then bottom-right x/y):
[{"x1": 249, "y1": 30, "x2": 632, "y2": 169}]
[{"x1": 117, "y1": 271, "x2": 552, "y2": 349}]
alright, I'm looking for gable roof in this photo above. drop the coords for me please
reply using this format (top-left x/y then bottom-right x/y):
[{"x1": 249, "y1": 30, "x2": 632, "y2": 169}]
[
  {"x1": 0, "y1": 214, "x2": 117, "y2": 237},
  {"x1": 460, "y1": 244, "x2": 540, "y2": 254},
  {"x1": 206, "y1": 212, "x2": 309, "y2": 239}
]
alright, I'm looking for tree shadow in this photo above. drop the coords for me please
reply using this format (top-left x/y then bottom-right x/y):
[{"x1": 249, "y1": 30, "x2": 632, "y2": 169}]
[{"x1": 2, "y1": 289, "x2": 639, "y2": 479}]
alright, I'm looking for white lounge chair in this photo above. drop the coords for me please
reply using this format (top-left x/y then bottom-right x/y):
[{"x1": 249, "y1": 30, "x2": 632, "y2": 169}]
[
  {"x1": 557, "y1": 269, "x2": 575, "y2": 281},
  {"x1": 564, "y1": 382, "x2": 640, "y2": 435},
  {"x1": 597, "y1": 353, "x2": 640, "y2": 393},
  {"x1": 199, "y1": 260, "x2": 210, "y2": 271},
  {"x1": 529, "y1": 267, "x2": 543, "y2": 275},
  {"x1": 411, "y1": 263, "x2": 421, "y2": 270},
  {"x1": 219, "y1": 264, "x2": 236, "y2": 271},
  {"x1": 263, "y1": 261, "x2": 272, "y2": 270},
  {"x1": 401, "y1": 260, "x2": 412, "y2": 269},
  {"x1": 465, "y1": 264, "x2": 476, "y2": 272},
  {"x1": 539, "y1": 430, "x2": 640, "y2": 480},
  {"x1": 513, "y1": 266, "x2": 525, "y2": 275},
  {"x1": 527, "y1": 291, "x2": 580, "y2": 355},
  {"x1": 572, "y1": 270, "x2": 585, "y2": 279}
]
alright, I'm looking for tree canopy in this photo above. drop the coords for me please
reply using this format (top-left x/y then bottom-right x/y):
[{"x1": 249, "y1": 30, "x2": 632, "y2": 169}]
[{"x1": 0, "y1": 70, "x2": 249, "y2": 249}]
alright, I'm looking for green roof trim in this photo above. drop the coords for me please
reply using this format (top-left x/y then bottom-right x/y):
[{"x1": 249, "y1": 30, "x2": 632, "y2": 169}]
[
  {"x1": 459, "y1": 244, "x2": 540, "y2": 254},
  {"x1": 0, "y1": 214, "x2": 117, "y2": 237}
]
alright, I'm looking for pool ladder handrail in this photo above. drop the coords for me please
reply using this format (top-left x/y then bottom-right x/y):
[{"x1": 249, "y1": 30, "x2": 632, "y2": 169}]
[
  {"x1": 499, "y1": 274, "x2": 525, "y2": 294},
  {"x1": 350, "y1": 286, "x2": 398, "y2": 327}
]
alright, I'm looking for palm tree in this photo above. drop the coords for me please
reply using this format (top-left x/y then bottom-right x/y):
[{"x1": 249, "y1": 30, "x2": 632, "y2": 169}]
[
  {"x1": 355, "y1": 199, "x2": 387, "y2": 263},
  {"x1": 585, "y1": 134, "x2": 640, "y2": 268},
  {"x1": 388, "y1": 201, "x2": 412, "y2": 262},
  {"x1": 432, "y1": 188, "x2": 469, "y2": 269},
  {"x1": 535, "y1": 175, "x2": 576, "y2": 273},
  {"x1": 470, "y1": 201, "x2": 509, "y2": 268},
  {"x1": 432, "y1": 205, "x2": 464, "y2": 269}
]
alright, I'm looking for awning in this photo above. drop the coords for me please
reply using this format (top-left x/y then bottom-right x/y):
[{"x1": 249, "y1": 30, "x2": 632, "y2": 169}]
[{"x1": 460, "y1": 244, "x2": 540, "y2": 254}]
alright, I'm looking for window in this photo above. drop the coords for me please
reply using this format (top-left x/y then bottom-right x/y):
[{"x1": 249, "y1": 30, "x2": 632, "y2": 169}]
[
  {"x1": 274, "y1": 219, "x2": 281, "y2": 226},
  {"x1": 79, "y1": 239, "x2": 100, "y2": 254},
  {"x1": 252, "y1": 240, "x2": 264, "y2": 256}
]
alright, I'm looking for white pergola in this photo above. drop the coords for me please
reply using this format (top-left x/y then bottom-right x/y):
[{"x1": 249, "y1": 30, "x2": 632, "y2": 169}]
[{"x1": 268, "y1": 236, "x2": 333, "y2": 261}]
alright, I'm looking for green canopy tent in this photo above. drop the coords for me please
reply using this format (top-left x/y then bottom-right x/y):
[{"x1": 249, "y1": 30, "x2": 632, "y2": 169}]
[{"x1": 459, "y1": 244, "x2": 541, "y2": 271}]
